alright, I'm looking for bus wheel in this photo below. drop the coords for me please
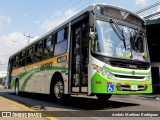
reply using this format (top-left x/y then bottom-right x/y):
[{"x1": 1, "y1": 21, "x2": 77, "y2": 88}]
[
  {"x1": 53, "y1": 77, "x2": 64, "y2": 100},
  {"x1": 15, "y1": 80, "x2": 20, "y2": 96},
  {"x1": 96, "y1": 94, "x2": 112, "y2": 101}
]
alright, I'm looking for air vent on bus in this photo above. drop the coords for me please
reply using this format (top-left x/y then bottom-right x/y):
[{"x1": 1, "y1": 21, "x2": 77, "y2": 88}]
[
  {"x1": 114, "y1": 74, "x2": 145, "y2": 79},
  {"x1": 109, "y1": 61, "x2": 149, "y2": 70},
  {"x1": 116, "y1": 85, "x2": 147, "y2": 91}
]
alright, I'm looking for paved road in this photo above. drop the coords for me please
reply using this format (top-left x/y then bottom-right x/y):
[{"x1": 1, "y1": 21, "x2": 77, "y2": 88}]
[{"x1": 0, "y1": 88, "x2": 160, "y2": 120}]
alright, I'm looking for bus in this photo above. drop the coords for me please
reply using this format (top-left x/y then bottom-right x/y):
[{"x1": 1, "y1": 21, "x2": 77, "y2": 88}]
[{"x1": 7, "y1": 4, "x2": 152, "y2": 101}]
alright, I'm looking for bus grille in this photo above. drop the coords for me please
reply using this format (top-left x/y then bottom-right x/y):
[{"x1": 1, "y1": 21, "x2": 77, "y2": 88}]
[
  {"x1": 114, "y1": 74, "x2": 145, "y2": 79},
  {"x1": 116, "y1": 85, "x2": 147, "y2": 91}
]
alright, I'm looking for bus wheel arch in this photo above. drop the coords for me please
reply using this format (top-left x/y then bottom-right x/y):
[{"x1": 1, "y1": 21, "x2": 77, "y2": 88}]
[
  {"x1": 96, "y1": 94, "x2": 112, "y2": 101},
  {"x1": 50, "y1": 72, "x2": 64, "y2": 100},
  {"x1": 15, "y1": 78, "x2": 20, "y2": 96}
]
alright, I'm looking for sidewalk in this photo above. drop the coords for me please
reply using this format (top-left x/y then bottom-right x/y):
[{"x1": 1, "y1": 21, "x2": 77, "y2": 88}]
[
  {"x1": 0, "y1": 96, "x2": 47, "y2": 120},
  {"x1": 0, "y1": 87, "x2": 56, "y2": 120}
]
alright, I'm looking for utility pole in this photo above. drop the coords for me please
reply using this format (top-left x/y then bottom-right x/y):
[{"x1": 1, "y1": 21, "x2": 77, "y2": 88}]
[{"x1": 24, "y1": 34, "x2": 34, "y2": 45}]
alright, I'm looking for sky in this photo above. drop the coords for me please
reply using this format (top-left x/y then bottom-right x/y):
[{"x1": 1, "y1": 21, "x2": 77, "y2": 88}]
[{"x1": 0, "y1": 0, "x2": 160, "y2": 76}]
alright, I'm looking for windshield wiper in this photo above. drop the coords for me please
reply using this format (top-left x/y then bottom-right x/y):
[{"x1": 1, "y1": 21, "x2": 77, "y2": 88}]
[
  {"x1": 130, "y1": 28, "x2": 141, "y2": 53},
  {"x1": 110, "y1": 19, "x2": 126, "y2": 50}
]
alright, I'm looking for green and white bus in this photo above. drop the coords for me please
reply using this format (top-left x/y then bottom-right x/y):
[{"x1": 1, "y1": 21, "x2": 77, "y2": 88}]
[{"x1": 7, "y1": 4, "x2": 152, "y2": 101}]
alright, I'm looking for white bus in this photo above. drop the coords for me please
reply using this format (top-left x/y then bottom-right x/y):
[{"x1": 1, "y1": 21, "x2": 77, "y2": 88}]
[{"x1": 7, "y1": 4, "x2": 152, "y2": 101}]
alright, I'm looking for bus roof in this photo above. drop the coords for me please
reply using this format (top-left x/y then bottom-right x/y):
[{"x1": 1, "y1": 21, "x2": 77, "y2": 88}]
[{"x1": 9, "y1": 3, "x2": 143, "y2": 58}]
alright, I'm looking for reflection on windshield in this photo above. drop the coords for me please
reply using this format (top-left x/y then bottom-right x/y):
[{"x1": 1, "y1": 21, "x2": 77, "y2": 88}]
[
  {"x1": 110, "y1": 19, "x2": 126, "y2": 50},
  {"x1": 93, "y1": 20, "x2": 149, "y2": 62}
]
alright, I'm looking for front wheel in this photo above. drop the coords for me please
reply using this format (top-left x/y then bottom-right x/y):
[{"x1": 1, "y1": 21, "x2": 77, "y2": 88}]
[
  {"x1": 96, "y1": 94, "x2": 112, "y2": 101},
  {"x1": 51, "y1": 77, "x2": 64, "y2": 101}
]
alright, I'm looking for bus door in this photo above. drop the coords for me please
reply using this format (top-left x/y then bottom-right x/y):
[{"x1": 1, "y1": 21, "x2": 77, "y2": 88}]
[{"x1": 70, "y1": 22, "x2": 89, "y2": 93}]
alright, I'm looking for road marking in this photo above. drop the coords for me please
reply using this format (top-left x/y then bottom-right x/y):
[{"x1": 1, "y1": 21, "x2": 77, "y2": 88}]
[{"x1": 0, "y1": 96, "x2": 58, "y2": 120}]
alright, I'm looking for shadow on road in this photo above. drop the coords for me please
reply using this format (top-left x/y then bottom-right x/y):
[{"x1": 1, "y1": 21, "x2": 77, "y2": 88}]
[{"x1": 0, "y1": 90, "x2": 140, "y2": 111}]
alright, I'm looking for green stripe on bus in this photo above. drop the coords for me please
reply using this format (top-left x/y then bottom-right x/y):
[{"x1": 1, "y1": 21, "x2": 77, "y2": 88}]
[
  {"x1": 13, "y1": 66, "x2": 68, "y2": 91},
  {"x1": 103, "y1": 64, "x2": 149, "y2": 75},
  {"x1": 20, "y1": 72, "x2": 34, "y2": 91}
]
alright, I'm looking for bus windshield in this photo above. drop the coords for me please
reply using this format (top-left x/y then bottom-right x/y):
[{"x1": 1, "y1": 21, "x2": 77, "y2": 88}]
[{"x1": 92, "y1": 20, "x2": 149, "y2": 62}]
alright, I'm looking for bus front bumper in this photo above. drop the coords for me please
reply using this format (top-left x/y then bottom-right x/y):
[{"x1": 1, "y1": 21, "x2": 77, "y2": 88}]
[{"x1": 91, "y1": 74, "x2": 152, "y2": 94}]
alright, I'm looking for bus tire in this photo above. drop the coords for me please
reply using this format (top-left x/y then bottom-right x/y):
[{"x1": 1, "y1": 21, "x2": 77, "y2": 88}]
[
  {"x1": 51, "y1": 76, "x2": 64, "y2": 101},
  {"x1": 15, "y1": 80, "x2": 20, "y2": 96},
  {"x1": 96, "y1": 94, "x2": 112, "y2": 101}
]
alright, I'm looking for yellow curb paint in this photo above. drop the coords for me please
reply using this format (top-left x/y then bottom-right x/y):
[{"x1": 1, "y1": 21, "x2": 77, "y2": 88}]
[{"x1": 0, "y1": 96, "x2": 58, "y2": 120}]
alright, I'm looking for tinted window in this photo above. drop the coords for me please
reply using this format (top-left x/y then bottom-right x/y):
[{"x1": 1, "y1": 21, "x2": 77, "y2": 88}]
[
  {"x1": 19, "y1": 51, "x2": 25, "y2": 67},
  {"x1": 45, "y1": 36, "x2": 53, "y2": 47},
  {"x1": 26, "y1": 47, "x2": 34, "y2": 64},
  {"x1": 54, "y1": 27, "x2": 68, "y2": 56},
  {"x1": 13, "y1": 55, "x2": 19, "y2": 69},
  {"x1": 44, "y1": 35, "x2": 53, "y2": 59},
  {"x1": 29, "y1": 47, "x2": 34, "y2": 56},
  {"x1": 57, "y1": 27, "x2": 68, "y2": 43},
  {"x1": 12, "y1": 57, "x2": 17, "y2": 69},
  {"x1": 54, "y1": 40, "x2": 67, "y2": 56},
  {"x1": 35, "y1": 41, "x2": 43, "y2": 62},
  {"x1": 57, "y1": 29, "x2": 64, "y2": 43}
]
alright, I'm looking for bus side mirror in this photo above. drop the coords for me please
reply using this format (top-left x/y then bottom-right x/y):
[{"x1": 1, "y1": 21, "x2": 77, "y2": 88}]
[{"x1": 89, "y1": 32, "x2": 97, "y2": 40}]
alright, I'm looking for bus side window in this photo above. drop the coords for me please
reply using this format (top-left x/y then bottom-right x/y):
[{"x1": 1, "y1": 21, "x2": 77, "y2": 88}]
[
  {"x1": 54, "y1": 27, "x2": 68, "y2": 56},
  {"x1": 19, "y1": 51, "x2": 26, "y2": 67},
  {"x1": 12, "y1": 57, "x2": 16, "y2": 69},
  {"x1": 13, "y1": 55, "x2": 19, "y2": 69},
  {"x1": 26, "y1": 47, "x2": 34, "y2": 64},
  {"x1": 10, "y1": 58, "x2": 14, "y2": 72},
  {"x1": 34, "y1": 41, "x2": 43, "y2": 62},
  {"x1": 44, "y1": 35, "x2": 53, "y2": 59}
]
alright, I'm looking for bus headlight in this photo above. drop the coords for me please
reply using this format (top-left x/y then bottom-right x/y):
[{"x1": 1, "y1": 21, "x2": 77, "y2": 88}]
[
  {"x1": 92, "y1": 64, "x2": 114, "y2": 79},
  {"x1": 145, "y1": 75, "x2": 151, "y2": 81},
  {"x1": 107, "y1": 72, "x2": 114, "y2": 79},
  {"x1": 97, "y1": 67, "x2": 103, "y2": 73},
  {"x1": 102, "y1": 69, "x2": 107, "y2": 76}
]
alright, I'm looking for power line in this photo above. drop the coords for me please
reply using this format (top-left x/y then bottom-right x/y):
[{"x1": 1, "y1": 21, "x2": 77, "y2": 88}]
[
  {"x1": 26, "y1": 0, "x2": 75, "y2": 35},
  {"x1": 29, "y1": 0, "x2": 100, "y2": 36},
  {"x1": 144, "y1": 11, "x2": 160, "y2": 20},
  {"x1": 136, "y1": 1, "x2": 160, "y2": 14},
  {"x1": 31, "y1": 0, "x2": 87, "y2": 35},
  {"x1": 32, "y1": 0, "x2": 153, "y2": 35},
  {"x1": 2, "y1": 1, "x2": 159, "y2": 67},
  {"x1": 131, "y1": 0, "x2": 153, "y2": 12},
  {"x1": 25, "y1": 0, "x2": 155, "y2": 36},
  {"x1": 4, "y1": 1, "x2": 84, "y2": 57},
  {"x1": 13, "y1": 1, "x2": 160, "y2": 44}
]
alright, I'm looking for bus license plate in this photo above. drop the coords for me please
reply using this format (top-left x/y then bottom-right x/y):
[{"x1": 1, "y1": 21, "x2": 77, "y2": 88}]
[{"x1": 131, "y1": 85, "x2": 138, "y2": 90}]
